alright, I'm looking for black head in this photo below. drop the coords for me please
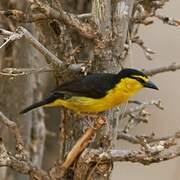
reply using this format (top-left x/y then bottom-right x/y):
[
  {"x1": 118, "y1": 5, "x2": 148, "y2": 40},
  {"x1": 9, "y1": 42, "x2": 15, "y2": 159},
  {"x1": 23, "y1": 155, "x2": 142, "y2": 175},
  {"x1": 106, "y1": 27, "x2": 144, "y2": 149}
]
[{"x1": 118, "y1": 68, "x2": 159, "y2": 90}]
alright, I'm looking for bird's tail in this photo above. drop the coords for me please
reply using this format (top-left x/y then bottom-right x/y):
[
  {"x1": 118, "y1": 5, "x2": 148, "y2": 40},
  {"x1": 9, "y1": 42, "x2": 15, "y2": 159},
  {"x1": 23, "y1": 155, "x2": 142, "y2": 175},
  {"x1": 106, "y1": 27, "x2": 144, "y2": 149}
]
[{"x1": 19, "y1": 93, "x2": 61, "y2": 114}]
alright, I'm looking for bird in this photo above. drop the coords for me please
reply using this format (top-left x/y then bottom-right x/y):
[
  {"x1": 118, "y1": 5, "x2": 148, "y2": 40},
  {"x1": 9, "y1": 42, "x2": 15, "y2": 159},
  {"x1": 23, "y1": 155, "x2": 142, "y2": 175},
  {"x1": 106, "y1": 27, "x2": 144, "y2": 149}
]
[{"x1": 20, "y1": 68, "x2": 158, "y2": 114}]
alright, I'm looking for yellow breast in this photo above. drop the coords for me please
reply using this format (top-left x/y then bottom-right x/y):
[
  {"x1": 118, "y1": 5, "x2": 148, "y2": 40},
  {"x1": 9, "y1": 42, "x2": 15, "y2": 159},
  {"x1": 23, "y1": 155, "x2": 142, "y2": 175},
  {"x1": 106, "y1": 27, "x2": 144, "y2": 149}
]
[{"x1": 51, "y1": 78, "x2": 143, "y2": 113}]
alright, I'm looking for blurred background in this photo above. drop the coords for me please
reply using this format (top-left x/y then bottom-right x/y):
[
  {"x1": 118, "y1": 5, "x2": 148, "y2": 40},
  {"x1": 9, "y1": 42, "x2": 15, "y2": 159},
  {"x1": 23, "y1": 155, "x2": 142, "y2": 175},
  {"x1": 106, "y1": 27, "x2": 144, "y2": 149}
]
[
  {"x1": 0, "y1": 1, "x2": 180, "y2": 180},
  {"x1": 112, "y1": 1, "x2": 180, "y2": 179}
]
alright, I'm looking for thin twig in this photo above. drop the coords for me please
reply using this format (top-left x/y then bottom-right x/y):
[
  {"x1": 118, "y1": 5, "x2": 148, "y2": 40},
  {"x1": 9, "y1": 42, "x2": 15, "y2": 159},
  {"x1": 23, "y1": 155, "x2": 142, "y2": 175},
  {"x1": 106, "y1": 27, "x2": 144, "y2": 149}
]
[
  {"x1": 132, "y1": 36, "x2": 155, "y2": 60},
  {"x1": 117, "y1": 130, "x2": 180, "y2": 144},
  {"x1": 0, "y1": 112, "x2": 25, "y2": 155},
  {"x1": 120, "y1": 100, "x2": 163, "y2": 119},
  {"x1": 145, "y1": 63, "x2": 180, "y2": 76},
  {"x1": 0, "y1": 67, "x2": 53, "y2": 77},
  {"x1": 155, "y1": 14, "x2": 180, "y2": 26},
  {"x1": 0, "y1": 10, "x2": 48, "y2": 23},
  {"x1": 0, "y1": 27, "x2": 87, "y2": 73},
  {"x1": 120, "y1": 100, "x2": 163, "y2": 133}
]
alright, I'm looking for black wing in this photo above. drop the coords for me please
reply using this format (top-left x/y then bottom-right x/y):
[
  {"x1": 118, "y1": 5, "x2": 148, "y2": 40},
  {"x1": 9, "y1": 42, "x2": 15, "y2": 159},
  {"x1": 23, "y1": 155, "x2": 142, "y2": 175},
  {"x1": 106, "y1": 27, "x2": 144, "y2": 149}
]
[{"x1": 53, "y1": 73, "x2": 120, "y2": 99}]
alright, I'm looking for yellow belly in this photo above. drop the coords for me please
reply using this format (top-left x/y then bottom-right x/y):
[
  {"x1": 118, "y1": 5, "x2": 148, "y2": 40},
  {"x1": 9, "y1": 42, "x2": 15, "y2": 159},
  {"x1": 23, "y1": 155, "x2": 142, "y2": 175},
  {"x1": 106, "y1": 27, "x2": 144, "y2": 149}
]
[
  {"x1": 45, "y1": 89, "x2": 132, "y2": 113},
  {"x1": 44, "y1": 78, "x2": 143, "y2": 113},
  {"x1": 63, "y1": 95, "x2": 127, "y2": 113}
]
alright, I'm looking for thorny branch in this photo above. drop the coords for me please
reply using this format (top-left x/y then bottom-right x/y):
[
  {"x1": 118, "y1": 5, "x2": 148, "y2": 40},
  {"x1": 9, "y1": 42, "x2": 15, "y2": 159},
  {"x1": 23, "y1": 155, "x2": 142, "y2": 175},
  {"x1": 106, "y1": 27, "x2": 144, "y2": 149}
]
[
  {"x1": 0, "y1": 10, "x2": 48, "y2": 23},
  {"x1": 118, "y1": 130, "x2": 180, "y2": 144},
  {"x1": 0, "y1": 111, "x2": 49, "y2": 179},
  {"x1": 111, "y1": 145, "x2": 180, "y2": 165},
  {"x1": 78, "y1": 144, "x2": 180, "y2": 167},
  {"x1": 0, "y1": 1, "x2": 98, "y2": 40},
  {"x1": 0, "y1": 10, "x2": 92, "y2": 22},
  {"x1": 0, "y1": 112, "x2": 26, "y2": 156},
  {"x1": 0, "y1": 27, "x2": 88, "y2": 73},
  {"x1": 27, "y1": 0, "x2": 98, "y2": 40},
  {"x1": 118, "y1": 100, "x2": 163, "y2": 133}
]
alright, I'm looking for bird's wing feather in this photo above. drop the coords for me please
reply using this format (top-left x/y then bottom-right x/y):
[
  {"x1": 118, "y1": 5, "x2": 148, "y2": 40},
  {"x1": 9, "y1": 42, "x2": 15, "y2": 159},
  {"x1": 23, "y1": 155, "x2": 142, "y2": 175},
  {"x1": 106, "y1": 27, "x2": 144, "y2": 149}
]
[{"x1": 53, "y1": 73, "x2": 120, "y2": 99}]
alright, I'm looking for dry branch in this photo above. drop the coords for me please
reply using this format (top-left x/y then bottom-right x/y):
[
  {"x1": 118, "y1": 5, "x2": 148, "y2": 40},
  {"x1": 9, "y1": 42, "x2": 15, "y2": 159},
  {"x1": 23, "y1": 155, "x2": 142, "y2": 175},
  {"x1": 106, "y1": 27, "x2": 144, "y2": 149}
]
[
  {"x1": 145, "y1": 63, "x2": 180, "y2": 76},
  {"x1": 0, "y1": 112, "x2": 26, "y2": 155},
  {"x1": 0, "y1": 27, "x2": 87, "y2": 73},
  {"x1": 0, "y1": 112, "x2": 49, "y2": 179},
  {"x1": 27, "y1": 0, "x2": 98, "y2": 40},
  {"x1": 118, "y1": 100, "x2": 163, "y2": 133},
  {"x1": 0, "y1": 67, "x2": 52, "y2": 77},
  {"x1": 80, "y1": 146, "x2": 180, "y2": 166},
  {"x1": 0, "y1": 10, "x2": 48, "y2": 23},
  {"x1": 117, "y1": 130, "x2": 180, "y2": 144},
  {"x1": 111, "y1": 147, "x2": 180, "y2": 165},
  {"x1": 120, "y1": 100, "x2": 163, "y2": 118},
  {"x1": 132, "y1": 36, "x2": 155, "y2": 60},
  {"x1": 49, "y1": 116, "x2": 107, "y2": 179},
  {"x1": 155, "y1": 14, "x2": 180, "y2": 26}
]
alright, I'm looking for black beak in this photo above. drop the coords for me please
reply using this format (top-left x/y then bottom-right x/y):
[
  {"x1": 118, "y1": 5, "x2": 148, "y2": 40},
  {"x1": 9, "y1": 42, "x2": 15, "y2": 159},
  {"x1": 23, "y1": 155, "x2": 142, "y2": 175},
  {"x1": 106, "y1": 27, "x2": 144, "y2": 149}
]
[{"x1": 144, "y1": 80, "x2": 159, "y2": 90}]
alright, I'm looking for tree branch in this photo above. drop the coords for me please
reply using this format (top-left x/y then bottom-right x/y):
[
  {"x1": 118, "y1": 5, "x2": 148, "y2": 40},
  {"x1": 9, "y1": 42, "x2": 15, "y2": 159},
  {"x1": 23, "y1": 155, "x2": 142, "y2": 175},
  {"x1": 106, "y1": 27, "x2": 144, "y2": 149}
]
[
  {"x1": 27, "y1": 0, "x2": 98, "y2": 40},
  {"x1": 0, "y1": 112, "x2": 26, "y2": 156},
  {"x1": 111, "y1": 147, "x2": 180, "y2": 165},
  {"x1": 145, "y1": 63, "x2": 180, "y2": 76},
  {"x1": 117, "y1": 130, "x2": 180, "y2": 144},
  {"x1": 80, "y1": 146, "x2": 180, "y2": 166},
  {"x1": 0, "y1": 67, "x2": 52, "y2": 77},
  {"x1": 0, "y1": 10, "x2": 92, "y2": 22},
  {"x1": 0, "y1": 27, "x2": 87, "y2": 73},
  {"x1": 0, "y1": 111, "x2": 49, "y2": 179},
  {"x1": 155, "y1": 14, "x2": 180, "y2": 26},
  {"x1": 49, "y1": 116, "x2": 107, "y2": 179},
  {"x1": 0, "y1": 10, "x2": 48, "y2": 23}
]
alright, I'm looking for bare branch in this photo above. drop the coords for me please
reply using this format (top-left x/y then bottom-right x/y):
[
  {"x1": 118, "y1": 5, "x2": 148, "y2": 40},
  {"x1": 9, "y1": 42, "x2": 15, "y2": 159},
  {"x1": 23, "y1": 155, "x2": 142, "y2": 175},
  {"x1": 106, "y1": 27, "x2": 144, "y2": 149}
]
[
  {"x1": 121, "y1": 100, "x2": 164, "y2": 117},
  {"x1": 0, "y1": 9, "x2": 92, "y2": 23},
  {"x1": 119, "y1": 100, "x2": 163, "y2": 133},
  {"x1": 0, "y1": 148, "x2": 50, "y2": 180},
  {"x1": 117, "y1": 130, "x2": 180, "y2": 144},
  {"x1": 0, "y1": 67, "x2": 52, "y2": 77},
  {"x1": 155, "y1": 14, "x2": 180, "y2": 26},
  {"x1": 0, "y1": 10, "x2": 48, "y2": 23},
  {"x1": 77, "y1": 13, "x2": 92, "y2": 19},
  {"x1": 0, "y1": 28, "x2": 23, "y2": 49},
  {"x1": 0, "y1": 112, "x2": 50, "y2": 179},
  {"x1": 0, "y1": 112, "x2": 26, "y2": 155},
  {"x1": 132, "y1": 36, "x2": 155, "y2": 60},
  {"x1": 111, "y1": 147, "x2": 180, "y2": 165},
  {"x1": 80, "y1": 146, "x2": 180, "y2": 166},
  {"x1": 0, "y1": 27, "x2": 87, "y2": 73},
  {"x1": 145, "y1": 63, "x2": 180, "y2": 76},
  {"x1": 27, "y1": 0, "x2": 98, "y2": 40},
  {"x1": 49, "y1": 116, "x2": 107, "y2": 179}
]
